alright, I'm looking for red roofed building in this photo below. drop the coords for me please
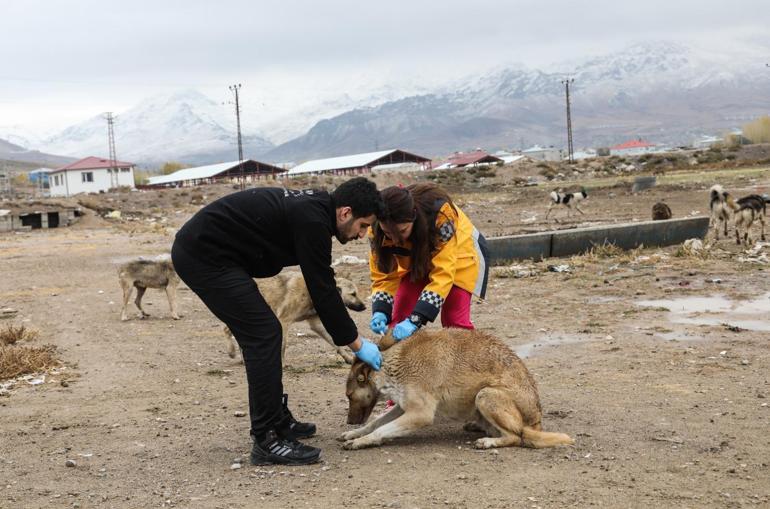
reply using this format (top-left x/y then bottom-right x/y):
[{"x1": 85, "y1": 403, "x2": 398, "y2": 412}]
[
  {"x1": 610, "y1": 139, "x2": 657, "y2": 156},
  {"x1": 49, "y1": 156, "x2": 136, "y2": 197},
  {"x1": 433, "y1": 150, "x2": 503, "y2": 169}
]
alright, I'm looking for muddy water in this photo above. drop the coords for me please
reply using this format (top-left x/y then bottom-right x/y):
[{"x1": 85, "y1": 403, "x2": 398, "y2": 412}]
[
  {"x1": 511, "y1": 333, "x2": 586, "y2": 358},
  {"x1": 636, "y1": 292, "x2": 770, "y2": 332}
]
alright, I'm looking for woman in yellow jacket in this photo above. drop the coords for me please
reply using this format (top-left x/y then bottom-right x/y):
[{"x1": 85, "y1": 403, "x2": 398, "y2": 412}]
[{"x1": 369, "y1": 183, "x2": 489, "y2": 341}]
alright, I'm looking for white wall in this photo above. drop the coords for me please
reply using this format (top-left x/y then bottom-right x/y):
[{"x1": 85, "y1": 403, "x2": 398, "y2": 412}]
[{"x1": 48, "y1": 167, "x2": 135, "y2": 197}]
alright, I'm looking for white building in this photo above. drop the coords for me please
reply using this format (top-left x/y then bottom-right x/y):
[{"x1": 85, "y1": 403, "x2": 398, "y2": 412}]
[
  {"x1": 146, "y1": 160, "x2": 285, "y2": 187},
  {"x1": 287, "y1": 149, "x2": 431, "y2": 176},
  {"x1": 522, "y1": 145, "x2": 562, "y2": 162},
  {"x1": 49, "y1": 156, "x2": 135, "y2": 197}
]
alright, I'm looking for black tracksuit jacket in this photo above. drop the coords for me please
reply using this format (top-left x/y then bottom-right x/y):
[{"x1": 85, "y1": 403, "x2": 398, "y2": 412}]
[{"x1": 174, "y1": 187, "x2": 358, "y2": 346}]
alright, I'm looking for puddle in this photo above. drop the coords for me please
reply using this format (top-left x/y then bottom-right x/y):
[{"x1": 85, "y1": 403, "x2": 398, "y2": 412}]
[
  {"x1": 636, "y1": 293, "x2": 770, "y2": 332},
  {"x1": 510, "y1": 334, "x2": 586, "y2": 358}
]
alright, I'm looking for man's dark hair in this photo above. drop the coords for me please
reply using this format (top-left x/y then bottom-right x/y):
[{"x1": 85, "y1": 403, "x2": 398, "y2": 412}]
[{"x1": 331, "y1": 177, "x2": 385, "y2": 219}]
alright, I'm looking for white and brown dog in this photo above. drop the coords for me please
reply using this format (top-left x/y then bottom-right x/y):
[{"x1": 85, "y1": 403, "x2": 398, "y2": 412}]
[
  {"x1": 340, "y1": 329, "x2": 574, "y2": 450},
  {"x1": 224, "y1": 271, "x2": 365, "y2": 365},
  {"x1": 545, "y1": 188, "x2": 587, "y2": 220},
  {"x1": 709, "y1": 184, "x2": 738, "y2": 239}
]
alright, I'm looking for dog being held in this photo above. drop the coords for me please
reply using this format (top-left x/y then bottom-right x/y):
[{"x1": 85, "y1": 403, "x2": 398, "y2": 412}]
[
  {"x1": 340, "y1": 329, "x2": 574, "y2": 450},
  {"x1": 119, "y1": 255, "x2": 180, "y2": 321},
  {"x1": 545, "y1": 188, "x2": 587, "y2": 220},
  {"x1": 224, "y1": 271, "x2": 365, "y2": 365},
  {"x1": 734, "y1": 194, "x2": 769, "y2": 245}
]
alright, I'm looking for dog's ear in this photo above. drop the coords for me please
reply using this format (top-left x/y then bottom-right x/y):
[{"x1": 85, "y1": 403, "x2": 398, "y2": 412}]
[
  {"x1": 352, "y1": 361, "x2": 373, "y2": 383},
  {"x1": 378, "y1": 331, "x2": 397, "y2": 351}
]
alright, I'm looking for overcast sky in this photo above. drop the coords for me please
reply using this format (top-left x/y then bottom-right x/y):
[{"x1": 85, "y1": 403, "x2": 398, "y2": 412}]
[{"x1": 2, "y1": 0, "x2": 769, "y2": 134}]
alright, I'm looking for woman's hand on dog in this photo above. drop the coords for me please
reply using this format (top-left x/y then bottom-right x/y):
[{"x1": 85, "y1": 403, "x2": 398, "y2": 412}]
[
  {"x1": 370, "y1": 312, "x2": 389, "y2": 335},
  {"x1": 392, "y1": 319, "x2": 418, "y2": 341}
]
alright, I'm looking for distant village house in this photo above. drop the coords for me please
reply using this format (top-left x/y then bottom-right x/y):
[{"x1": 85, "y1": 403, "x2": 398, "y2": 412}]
[{"x1": 49, "y1": 156, "x2": 136, "y2": 197}]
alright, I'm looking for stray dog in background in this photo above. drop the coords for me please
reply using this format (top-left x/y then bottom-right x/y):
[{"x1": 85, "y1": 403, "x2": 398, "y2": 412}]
[
  {"x1": 734, "y1": 194, "x2": 769, "y2": 245},
  {"x1": 224, "y1": 271, "x2": 365, "y2": 365},
  {"x1": 709, "y1": 185, "x2": 737, "y2": 239},
  {"x1": 545, "y1": 188, "x2": 587, "y2": 220},
  {"x1": 340, "y1": 329, "x2": 574, "y2": 451},
  {"x1": 651, "y1": 202, "x2": 672, "y2": 220},
  {"x1": 119, "y1": 255, "x2": 180, "y2": 321}
]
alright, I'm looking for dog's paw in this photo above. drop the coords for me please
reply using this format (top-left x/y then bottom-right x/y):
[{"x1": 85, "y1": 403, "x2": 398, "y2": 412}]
[
  {"x1": 337, "y1": 430, "x2": 360, "y2": 442},
  {"x1": 342, "y1": 439, "x2": 367, "y2": 450},
  {"x1": 171, "y1": 314, "x2": 181, "y2": 320},
  {"x1": 474, "y1": 437, "x2": 498, "y2": 449}
]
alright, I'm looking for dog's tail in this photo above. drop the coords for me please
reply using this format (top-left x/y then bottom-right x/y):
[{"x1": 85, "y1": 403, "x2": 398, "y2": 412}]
[{"x1": 521, "y1": 427, "x2": 574, "y2": 448}]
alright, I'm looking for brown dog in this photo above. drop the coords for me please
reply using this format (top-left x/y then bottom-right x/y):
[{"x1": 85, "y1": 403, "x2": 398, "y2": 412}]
[
  {"x1": 119, "y1": 255, "x2": 180, "y2": 321},
  {"x1": 224, "y1": 271, "x2": 365, "y2": 365},
  {"x1": 340, "y1": 329, "x2": 573, "y2": 450}
]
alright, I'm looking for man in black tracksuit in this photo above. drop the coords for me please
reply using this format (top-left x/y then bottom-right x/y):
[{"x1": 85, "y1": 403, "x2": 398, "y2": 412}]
[{"x1": 171, "y1": 177, "x2": 385, "y2": 465}]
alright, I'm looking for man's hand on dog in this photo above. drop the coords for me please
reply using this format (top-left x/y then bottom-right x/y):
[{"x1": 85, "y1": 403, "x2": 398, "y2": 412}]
[
  {"x1": 370, "y1": 312, "x2": 388, "y2": 335},
  {"x1": 351, "y1": 336, "x2": 382, "y2": 370}
]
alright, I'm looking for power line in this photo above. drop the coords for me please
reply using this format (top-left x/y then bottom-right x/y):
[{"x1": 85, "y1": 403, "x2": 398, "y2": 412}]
[
  {"x1": 561, "y1": 78, "x2": 575, "y2": 164},
  {"x1": 228, "y1": 84, "x2": 245, "y2": 191}
]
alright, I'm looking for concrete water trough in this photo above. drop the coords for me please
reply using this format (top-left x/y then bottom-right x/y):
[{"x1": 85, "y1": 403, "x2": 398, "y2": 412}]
[{"x1": 486, "y1": 216, "x2": 710, "y2": 264}]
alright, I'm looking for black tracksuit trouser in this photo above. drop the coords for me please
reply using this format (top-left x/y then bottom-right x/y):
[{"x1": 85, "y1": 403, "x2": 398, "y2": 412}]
[{"x1": 171, "y1": 241, "x2": 286, "y2": 440}]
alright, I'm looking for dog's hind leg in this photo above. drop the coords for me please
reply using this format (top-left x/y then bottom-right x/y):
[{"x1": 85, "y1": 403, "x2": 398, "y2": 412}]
[
  {"x1": 308, "y1": 316, "x2": 355, "y2": 364},
  {"x1": 575, "y1": 204, "x2": 585, "y2": 215},
  {"x1": 343, "y1": 397, "x2": 437, "y2": 450},
  {"x1": 120, "y1": 279, "x2": 133, "y2": 321},
  {"x1": 473, "y1": 387, "x2": 525, "y2": 449},
  {"x1": 134, "y1": 286, "x2": 149, "y2": 318},
  {"x1": 463, "y1": 411, "x2": 499, "y2": 437},
  {"x1": 722, "y1": 212, "x2": 729, "y2": 238},
  {"x1": 166, "y1": 283, "x2": 180, "y2": 320},
  {"x1": 338, "y1": 405, "x2": 405, "y2": 442}
]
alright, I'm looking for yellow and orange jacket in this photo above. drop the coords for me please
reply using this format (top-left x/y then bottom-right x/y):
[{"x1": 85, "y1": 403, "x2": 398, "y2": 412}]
[{"x1": 369, "y1": 200, "x2": 489, "y2": 323}]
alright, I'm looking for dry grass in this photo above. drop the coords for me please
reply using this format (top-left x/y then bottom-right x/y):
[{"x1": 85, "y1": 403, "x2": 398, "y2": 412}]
[
  {"x1": 0, "y1": 324, "x2": 38, "y2": 345},
  {"x1": 0, "y1": 324, "x2": 59, "y2": 381}
]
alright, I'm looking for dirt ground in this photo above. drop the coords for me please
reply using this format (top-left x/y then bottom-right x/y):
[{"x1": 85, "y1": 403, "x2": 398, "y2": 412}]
[{"x1": 1, "y1": 165, "x2": 770, "y2": 509}]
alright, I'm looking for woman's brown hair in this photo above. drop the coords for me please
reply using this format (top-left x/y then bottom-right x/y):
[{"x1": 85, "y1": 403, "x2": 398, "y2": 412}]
[{"x1": 373, "y1": 183, "x2": 457, "y2": 282}]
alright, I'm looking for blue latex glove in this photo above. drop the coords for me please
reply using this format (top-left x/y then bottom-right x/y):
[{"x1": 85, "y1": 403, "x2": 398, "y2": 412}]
[
  {"x1": 392, "y1": 319, "x2": 419, "y2": 341},
  {"x1": 370, "y1": 312, "x2": 389, "y2": 335},
  {"x1": 354, "y1": 338, "x2": 382, "y2": 371}
]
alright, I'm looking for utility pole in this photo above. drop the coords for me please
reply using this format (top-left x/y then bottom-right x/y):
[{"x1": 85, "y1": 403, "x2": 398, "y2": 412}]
[
  {"x1": 229, "y1": 84, "x2": 245, "y2": 190},
  {"x1": 561, "y1": 78, "x2": 575, "y2": 164},
  {"x1": 105, "y1": 112, "x2": 119, "y2": 189}
]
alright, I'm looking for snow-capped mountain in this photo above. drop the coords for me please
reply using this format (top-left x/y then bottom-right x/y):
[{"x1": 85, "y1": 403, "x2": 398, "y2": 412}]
[
  {"x1": 39, "y1": 90, "x2": 275, "y2": 166},
  {"x1": 7, "y1": 41, "x2": 769, "y2": 166},
  {"x1": 266, "y1": 41, "x2": 770, "y2": 161}
]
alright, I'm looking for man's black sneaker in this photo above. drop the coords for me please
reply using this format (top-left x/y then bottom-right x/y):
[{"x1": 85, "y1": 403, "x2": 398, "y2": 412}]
[
  {"x1": 281, "y1": 394, "x2": 317, "y2": 440},
  {"x1": 250, "y1": 430, "x2": 321, "y2": 466}
]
